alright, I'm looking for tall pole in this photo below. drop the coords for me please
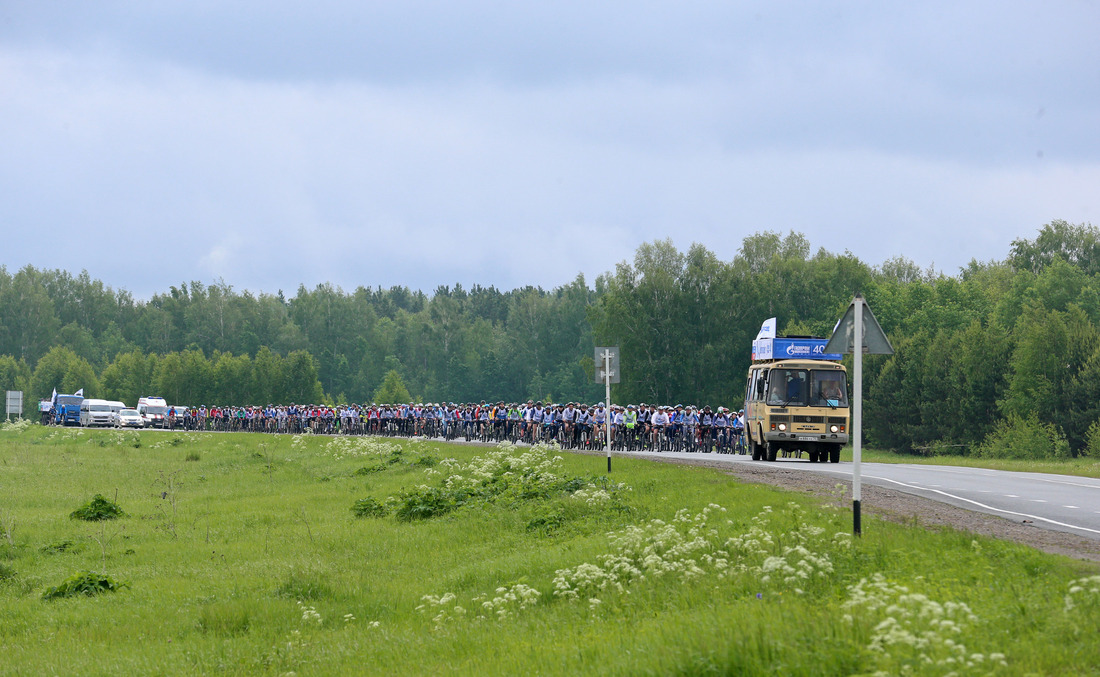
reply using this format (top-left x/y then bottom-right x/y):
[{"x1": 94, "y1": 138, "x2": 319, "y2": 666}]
[
  {"x1": 604, "y1": 349, "x2": 612, "y2": 473},
  {"x1": 853, "y1": 294, "x2": 863, "y2": 536}
]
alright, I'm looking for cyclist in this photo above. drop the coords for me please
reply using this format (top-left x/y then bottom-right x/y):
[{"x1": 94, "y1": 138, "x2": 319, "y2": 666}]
[
  {"x1": 650, "y1": 406, "x2": 669, "y2": 450},
  {"x1": 669, "y1": 405, "x2": 683, "y2": 448},
  {"x1": 699, "y1": 406, "x2": 713, "y2": 452},
  {"x1": 609, "y1": 404, "x2": 624, "y2": 448},
  {"x1": 542, "y1": 404, "x2": 558, "y2": 443},
  {"x1": 592, "y1": 402, "x2": 607, "y2": 445},
  {"x1": 733, "y1": 409, "x2": 746, "y2": 454},
  {"x1": 623, "y1": 405, "x2": 638, "y2": 450},
  {"x1": 714, "y1": 407, "x2": 730, "y2": 452},
  {"x1": 560, "y1": 402, "x2": 576, "y2": 447},
  {"x1": 575, "y1": 404, "x2": 591, "y2": 447}
]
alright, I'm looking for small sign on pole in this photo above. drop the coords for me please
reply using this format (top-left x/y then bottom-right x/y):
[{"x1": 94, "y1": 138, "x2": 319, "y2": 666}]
[
  {"x1": 5, "y1": 390, "x2": 23, "y2": 421},
  {"x1": 593, "y1": 347, "x2": 620, "y2": 384},
  {"x1": 594, "y1": 347, "x2": 619, "y2": 472},
  {"x1": 824, "y1": 294, "x2": 893, "y2": 536}
]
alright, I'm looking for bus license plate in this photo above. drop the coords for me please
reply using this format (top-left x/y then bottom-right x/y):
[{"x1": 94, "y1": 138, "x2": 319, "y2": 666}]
[{"x1": 798, "y1": 436, "x2": 817, "y2": 441}]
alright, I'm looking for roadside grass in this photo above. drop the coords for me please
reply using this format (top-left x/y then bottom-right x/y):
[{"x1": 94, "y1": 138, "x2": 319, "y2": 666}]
[
  {"x1": 844, "y1": 445, "x2": 1100, "y2": 479},
  {"x1": 0, "y1": 424, "x2": 1096, "y2": 675}
]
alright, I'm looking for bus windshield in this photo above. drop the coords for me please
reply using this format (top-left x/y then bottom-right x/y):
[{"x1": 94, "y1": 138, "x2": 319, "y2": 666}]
[
  {"x1": 767, "y1": 369, "x2": 808, "y2": 406},
  {"x1": 810, "y1": 370, "x2": 848, "y2": 408},
  {"x1": 766, "y1": 369, "x2": 848, "y2": 408}
]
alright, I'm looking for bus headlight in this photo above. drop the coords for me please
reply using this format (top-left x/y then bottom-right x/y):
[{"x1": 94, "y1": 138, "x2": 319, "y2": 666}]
[
  {"x1": 778, "y1": 423, "x2": 787, "y2": 432},
  {"x1": 830, "y1": 425, "x2": 839, "y2": 433}
]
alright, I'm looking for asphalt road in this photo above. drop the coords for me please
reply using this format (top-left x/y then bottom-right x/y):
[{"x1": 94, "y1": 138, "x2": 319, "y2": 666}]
[{"x1": 632, "y1": 450, "x2": 1100, "y2": 540}]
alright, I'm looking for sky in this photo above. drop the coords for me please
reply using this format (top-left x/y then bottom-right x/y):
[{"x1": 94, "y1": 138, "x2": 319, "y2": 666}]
[{"x1": 2, "y1": 1, "x2": 1098, "y2": 299}]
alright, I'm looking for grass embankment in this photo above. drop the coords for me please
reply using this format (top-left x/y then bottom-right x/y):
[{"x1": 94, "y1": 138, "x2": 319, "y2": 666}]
[
  {"x1": 846, "y1": 446, "x2": 1100, "y2": 479},
  {"x1": 0, "y1": 423, "x2": 1097, "y2": 675}
]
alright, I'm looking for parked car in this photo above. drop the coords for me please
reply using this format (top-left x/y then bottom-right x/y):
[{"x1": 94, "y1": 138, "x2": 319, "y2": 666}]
[{"x1": 116, "y1": 408, "x2": 145, "y2": 428}]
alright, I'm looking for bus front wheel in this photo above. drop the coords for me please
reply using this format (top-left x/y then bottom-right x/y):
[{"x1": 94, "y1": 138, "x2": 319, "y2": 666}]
[{"x1": 766, "y1": 441, "x2": 778, "y2": 462}]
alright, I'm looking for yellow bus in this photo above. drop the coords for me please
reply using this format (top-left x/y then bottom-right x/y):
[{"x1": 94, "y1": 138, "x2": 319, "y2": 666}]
[{"x1": 744, "y1": 333, "x2": 849, "y2": 463}]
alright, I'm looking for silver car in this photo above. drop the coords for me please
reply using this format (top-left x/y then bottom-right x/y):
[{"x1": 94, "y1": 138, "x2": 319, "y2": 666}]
[{"x1": 116, "y1": 408, "x2": 145, "y2": 428}]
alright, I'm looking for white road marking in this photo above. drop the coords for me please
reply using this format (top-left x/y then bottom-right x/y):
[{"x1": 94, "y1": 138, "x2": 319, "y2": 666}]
[
  {"x1": 894, "y1": 464, "x2": 1100, "y2": 489},
  {"x1": 861, "y1": 474, "x2": 1100, "y2": 537},
  {"x1": 1065, "y1": 506, "x2": 1080, "y2": 510},
  {"x1": 1031, "y1": 499, "x2": 1047, "y2": 503},
  {"x1": 1025, "y1": 476, "x2": 1100, "y2": 490},
  {"x1": 1004, "y1": 494, "x2": 1019, "y2": 498}
]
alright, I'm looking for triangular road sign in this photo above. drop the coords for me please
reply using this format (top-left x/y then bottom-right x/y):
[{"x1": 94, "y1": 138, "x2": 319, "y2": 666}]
[{"x1": 824, "y1": 294, "x2": 894, "y2": 355}]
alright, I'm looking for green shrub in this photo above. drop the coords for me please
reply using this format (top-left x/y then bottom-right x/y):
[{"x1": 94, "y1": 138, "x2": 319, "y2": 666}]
[
  {"x1": 351, "y1": 497, "x2": 387, "y2": 518},
  {"x1": 414, "y1": 455, "x2": 438, "y2": 468},
  {"x1": 976, "y1": 415, "x2": 1071, "y2": 460},
  {"x1": 42, "y1": 571, "x2": 127, "y2": 600},
  {"x1": 70, "y1": 494, "x2": 126, "y2": 521},
  {"x1": 525, "y1": 508, "x2": 565, "y2": 534},
  {"x1": 184, "y1": 451, "x2": 201, "y2": 462},
  {"x1": 0, "y1": 563, "x2": 16, "y2": 581},
  {"x1": 561, "y1": 477, "x2": 587, "y2": 493},
  {"x1": 354, "y1": 464, "x2": 386, "y2": 476},
  {"x1": 1084, "y1": 420, "x2": 1100, "y2": 457},
  {"x1": 40, "y1": 540, "x2": 81, "y2": 555},
  {"x1": 393, "y1": 486, "x2": 471, "y2": 521},
  {"x1": 382, "y1": 445, "x2": 634, "y2": 522}
]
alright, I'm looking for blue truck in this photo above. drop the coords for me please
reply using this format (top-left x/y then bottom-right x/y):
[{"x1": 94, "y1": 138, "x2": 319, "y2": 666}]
[{"x1": 53, "y1": 394, "x2": 83, "y2": 426}]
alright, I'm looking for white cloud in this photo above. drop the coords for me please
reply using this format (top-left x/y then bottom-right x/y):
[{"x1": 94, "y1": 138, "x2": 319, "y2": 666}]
[{"x1": 1, "y1": 1, "x2": 1098, "y2": 298}]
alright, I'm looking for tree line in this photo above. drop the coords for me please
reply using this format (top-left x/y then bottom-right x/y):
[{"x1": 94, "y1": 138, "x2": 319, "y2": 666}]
[{"x1": 2, "y1": 220, "x2": 1098, "y2": 459}]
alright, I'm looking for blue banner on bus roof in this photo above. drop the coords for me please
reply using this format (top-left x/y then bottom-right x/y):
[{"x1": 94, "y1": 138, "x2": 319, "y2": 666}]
[{"x1": 752, "y1": 337, "x2": 843, "y2": 362}]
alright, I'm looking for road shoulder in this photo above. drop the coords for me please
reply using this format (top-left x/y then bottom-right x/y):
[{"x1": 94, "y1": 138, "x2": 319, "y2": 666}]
[{"x1": 633, "y1": 453, "x2": 1100, "y2": 563}]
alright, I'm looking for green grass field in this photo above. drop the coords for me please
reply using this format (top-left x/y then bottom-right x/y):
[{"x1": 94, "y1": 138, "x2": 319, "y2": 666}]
[{"x1": 1, "y1": 422, "x2": 1098, "y2": 675}]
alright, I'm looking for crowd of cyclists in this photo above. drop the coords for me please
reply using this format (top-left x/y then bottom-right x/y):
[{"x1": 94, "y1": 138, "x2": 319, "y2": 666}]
[{"x1": 160, "y1": 400, "x2": 749, "y2": 454}]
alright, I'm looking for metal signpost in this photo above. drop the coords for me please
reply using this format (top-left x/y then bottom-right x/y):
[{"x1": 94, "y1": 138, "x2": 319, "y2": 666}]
[
  {"x1": 5, "y1": 391, "x2": 23, "y2": 422},
  {"x1": 594, "y1": 347, "x2": 620, "y2": 473},
  {"x1": 824, "y1": 294, "x2": 893, "y2": 536}
]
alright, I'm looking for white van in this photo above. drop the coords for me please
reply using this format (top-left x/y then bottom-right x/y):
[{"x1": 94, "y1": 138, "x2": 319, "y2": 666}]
[
  {"x1": 80, "y1": 399, "x2": 116, "y2": 427},
  {"x1": 137, "y1": 396, "x2": 169, "y2": 428},
  {"x1": 107, "y1": 401, "x2": 126, "y2": 425}
]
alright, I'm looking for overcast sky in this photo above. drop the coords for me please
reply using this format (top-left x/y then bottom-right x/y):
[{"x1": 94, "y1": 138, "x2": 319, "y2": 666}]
[{"x1": 2, "y1": 1, "x2": 1097, "y2": 299}]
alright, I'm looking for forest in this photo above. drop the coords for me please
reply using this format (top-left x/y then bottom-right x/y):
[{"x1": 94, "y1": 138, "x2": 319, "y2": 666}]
[{"x1": 2, "y1": 220, "x2": 1099, "y2": 459}]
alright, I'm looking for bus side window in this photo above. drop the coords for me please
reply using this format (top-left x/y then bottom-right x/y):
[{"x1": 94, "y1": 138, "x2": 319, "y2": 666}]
[{"x1": 756, "y1": 369, "x2": 769, "y2": 399}]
